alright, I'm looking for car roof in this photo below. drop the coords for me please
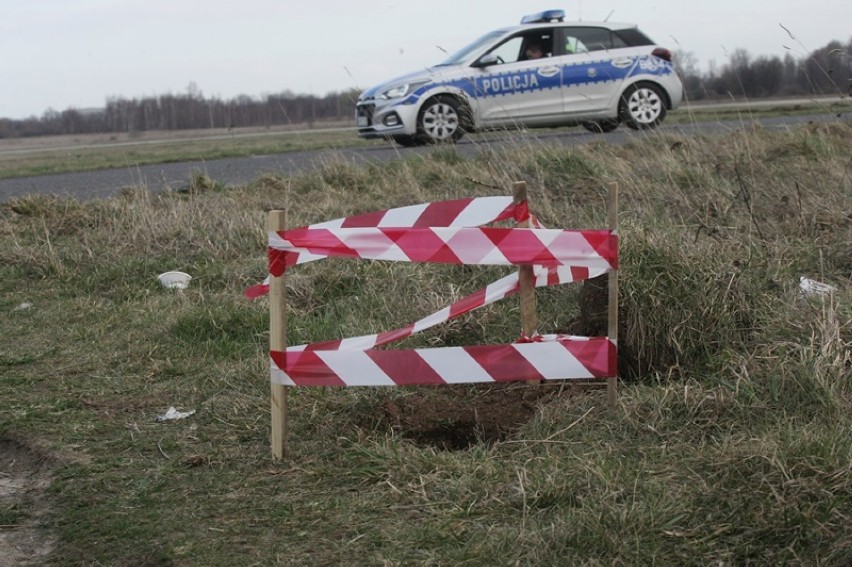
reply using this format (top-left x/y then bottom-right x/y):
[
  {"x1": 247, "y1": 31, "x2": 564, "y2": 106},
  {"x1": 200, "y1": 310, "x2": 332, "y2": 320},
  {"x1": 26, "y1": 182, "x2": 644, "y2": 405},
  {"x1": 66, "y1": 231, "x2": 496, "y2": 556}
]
[{"x1": 507, "y1": 20, "x2": 638, "y2": 33}]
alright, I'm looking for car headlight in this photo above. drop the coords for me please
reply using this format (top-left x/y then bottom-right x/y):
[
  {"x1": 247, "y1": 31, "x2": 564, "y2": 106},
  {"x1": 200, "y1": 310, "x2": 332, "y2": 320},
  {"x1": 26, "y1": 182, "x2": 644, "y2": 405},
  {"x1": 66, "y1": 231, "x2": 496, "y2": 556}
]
[{"x1": 378, "y1": 81, "x2": 429, "y2": 100}]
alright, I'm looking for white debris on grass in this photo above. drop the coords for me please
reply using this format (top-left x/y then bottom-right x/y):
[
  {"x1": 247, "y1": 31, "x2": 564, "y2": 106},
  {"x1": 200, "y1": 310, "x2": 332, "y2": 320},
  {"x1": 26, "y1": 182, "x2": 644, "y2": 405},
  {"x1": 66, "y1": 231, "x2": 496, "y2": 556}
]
[
  {"x1": 156, "y1": 407, "x2": 196, "y2": 422},
  {"x1": 157, "y1": 271, "x2": 192, "y2": 290},
  {"x1": 799, "y1": 277, "x2": 837, "y2": 297}
]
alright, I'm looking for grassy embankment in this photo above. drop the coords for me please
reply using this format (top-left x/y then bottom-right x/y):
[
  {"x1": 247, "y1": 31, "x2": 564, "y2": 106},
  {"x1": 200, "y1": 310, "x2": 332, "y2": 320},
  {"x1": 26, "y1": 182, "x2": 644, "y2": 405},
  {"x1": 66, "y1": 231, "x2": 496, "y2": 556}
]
[{"x1": 1, "y1": 120, "x2": 850, "y2": 564}]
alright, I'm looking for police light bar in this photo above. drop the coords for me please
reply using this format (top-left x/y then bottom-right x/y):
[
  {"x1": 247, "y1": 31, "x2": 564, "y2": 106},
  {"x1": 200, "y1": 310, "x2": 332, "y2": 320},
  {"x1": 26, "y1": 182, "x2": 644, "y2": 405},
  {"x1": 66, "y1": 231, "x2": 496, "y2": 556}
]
[{"x1": 520, "y1": 9, "x2": 565, "y2": 24}]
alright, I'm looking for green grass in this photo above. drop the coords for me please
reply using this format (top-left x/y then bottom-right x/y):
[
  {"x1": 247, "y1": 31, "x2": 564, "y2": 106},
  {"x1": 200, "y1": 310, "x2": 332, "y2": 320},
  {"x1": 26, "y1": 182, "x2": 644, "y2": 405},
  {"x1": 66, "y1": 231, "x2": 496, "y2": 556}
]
[{"x1": 1, "y1": 121, "x2": 850, "y2": 565}]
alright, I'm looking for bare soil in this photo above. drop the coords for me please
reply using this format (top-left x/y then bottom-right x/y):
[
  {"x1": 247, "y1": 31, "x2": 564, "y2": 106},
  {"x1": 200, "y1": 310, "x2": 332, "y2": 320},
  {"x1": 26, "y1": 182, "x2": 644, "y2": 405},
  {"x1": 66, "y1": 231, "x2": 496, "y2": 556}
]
[
  {"x1": 375, "y1": 383, "x2": 564, "y2": 450},
  {"x1": 0, "y1": 436, "x2": 55, "y2": 567}
]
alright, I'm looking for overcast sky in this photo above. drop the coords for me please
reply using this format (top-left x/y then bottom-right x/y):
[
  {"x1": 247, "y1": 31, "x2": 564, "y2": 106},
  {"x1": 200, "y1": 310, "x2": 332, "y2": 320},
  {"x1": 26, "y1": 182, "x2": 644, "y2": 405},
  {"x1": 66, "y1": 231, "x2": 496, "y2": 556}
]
[{"x1": 1, "y1": 0, "x2": 849, "y2": 120}]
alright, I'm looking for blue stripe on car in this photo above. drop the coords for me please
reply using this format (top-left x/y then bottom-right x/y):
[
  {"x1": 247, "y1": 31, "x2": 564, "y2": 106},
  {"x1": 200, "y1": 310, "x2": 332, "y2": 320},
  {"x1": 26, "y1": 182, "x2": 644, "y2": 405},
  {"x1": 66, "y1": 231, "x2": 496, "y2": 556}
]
[{"x1": 391, "y1": 56, "x2": 673, "y2": 108}]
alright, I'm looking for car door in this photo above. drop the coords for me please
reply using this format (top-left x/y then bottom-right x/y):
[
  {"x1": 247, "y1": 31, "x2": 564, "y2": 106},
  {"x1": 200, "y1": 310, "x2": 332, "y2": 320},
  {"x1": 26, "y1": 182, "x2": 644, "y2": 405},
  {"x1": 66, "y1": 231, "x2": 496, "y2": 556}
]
[
  {"x1": 470, "y1": 30, "x2": 564, "y2": 126},
  {"x1": 557, "y1": 26, "x2": 635, "y2": 115}
]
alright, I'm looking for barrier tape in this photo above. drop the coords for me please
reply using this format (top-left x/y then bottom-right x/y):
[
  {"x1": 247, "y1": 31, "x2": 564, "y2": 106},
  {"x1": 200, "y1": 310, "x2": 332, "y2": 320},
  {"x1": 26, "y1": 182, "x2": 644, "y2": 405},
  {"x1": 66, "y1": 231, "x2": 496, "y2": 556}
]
[
  {"x1": 290, "y1": 264, "x2": 606, "y2": 353},
  {"x1": 251, "y1": 195, "x2": 617, "y2": 386},
  {"x1": 271, "y1": 337, "x2": 616, "y2": 386},
  {"x1": 268, "y1": 227, "x2": 616, "y2": 274},
  {"x1": 246, "y1": 196, "x2": 520, "y2": 298}
]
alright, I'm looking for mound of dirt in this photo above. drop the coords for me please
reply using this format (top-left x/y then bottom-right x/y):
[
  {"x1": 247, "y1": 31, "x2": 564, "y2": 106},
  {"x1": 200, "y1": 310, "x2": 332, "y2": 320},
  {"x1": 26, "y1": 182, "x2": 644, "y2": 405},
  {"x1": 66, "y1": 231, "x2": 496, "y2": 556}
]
[{"x1": 562, "y1": 275, "x2": 640, "y2": 378}]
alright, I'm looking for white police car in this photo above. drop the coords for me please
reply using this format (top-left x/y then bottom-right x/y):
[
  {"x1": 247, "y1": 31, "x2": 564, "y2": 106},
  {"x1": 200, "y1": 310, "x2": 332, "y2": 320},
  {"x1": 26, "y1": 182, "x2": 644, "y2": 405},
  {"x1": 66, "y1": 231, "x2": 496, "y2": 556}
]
[{"x1": 355, "y1": 9, "x2": 684, "y2": 146}]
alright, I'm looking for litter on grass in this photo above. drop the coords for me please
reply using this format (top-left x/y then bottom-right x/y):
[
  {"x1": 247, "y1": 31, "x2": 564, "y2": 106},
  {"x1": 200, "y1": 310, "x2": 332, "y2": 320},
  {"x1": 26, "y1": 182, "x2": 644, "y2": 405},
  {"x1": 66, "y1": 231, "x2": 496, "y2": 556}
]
[
  {"x1": 157, "y1": 407, "x2": 196, "y2": 422},
  {"x1": 157, "y1": 271, "x2": 192, "y2": 290},
  {"x1": 799, "y1": 277, "x2": 837, "y2": 296}
]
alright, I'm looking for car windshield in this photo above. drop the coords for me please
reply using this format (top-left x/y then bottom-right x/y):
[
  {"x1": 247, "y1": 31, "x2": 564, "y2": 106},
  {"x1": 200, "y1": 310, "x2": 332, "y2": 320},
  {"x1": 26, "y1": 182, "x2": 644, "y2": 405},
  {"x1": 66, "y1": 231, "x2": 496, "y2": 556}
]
[{"x1": 434, "y1": 29, "x2": 508, "y2": 66}]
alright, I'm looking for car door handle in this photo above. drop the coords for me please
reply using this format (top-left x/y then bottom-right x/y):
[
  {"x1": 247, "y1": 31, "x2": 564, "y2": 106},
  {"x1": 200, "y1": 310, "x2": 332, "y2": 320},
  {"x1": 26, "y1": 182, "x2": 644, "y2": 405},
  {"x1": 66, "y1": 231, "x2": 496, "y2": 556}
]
[{"x1": 538, "y1": 65, "x2": 560, "y2": 78}]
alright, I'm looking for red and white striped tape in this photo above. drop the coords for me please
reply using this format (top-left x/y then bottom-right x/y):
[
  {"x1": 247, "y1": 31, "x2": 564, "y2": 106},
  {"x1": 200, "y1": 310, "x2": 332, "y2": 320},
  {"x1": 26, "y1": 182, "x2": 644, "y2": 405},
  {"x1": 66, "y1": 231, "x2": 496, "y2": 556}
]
[
  {"x1": 291, "y1": 264, "x2": 607, "y2": 353},
  {"x1": 268, "y1": 227, "x2": 616, "y2": 274},
  {"x1": 271, "y1": 336, "x2": 616, "y2": 386},
  {"x1": 245, "y1": 196, "x2": 520, "y2": 298},
  {"x1": 251, "y1": 195, "x2": 617, "y2": 386}
]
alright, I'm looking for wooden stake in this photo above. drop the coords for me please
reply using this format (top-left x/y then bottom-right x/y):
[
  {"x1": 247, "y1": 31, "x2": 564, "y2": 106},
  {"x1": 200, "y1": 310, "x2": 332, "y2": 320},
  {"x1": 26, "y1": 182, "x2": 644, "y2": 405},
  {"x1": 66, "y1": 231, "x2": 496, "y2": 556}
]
[
  {"x1": 268, "y1": 210, "x2": 289, "y2": 459},
  {"x1": 606, "y1": 183, "x2": 619, "y2": 406},
  {"x1": 513, "y1": 181, "x2": 539, "y2": 386},
  {"x1": 513, "y1": 181, "x2": 537, "y2": 338}
]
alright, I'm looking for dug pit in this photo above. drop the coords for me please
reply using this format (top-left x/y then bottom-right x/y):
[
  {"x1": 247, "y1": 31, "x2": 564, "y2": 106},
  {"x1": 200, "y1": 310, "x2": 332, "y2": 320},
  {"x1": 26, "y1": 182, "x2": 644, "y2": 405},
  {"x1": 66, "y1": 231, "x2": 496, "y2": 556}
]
[
  {"x1": 369, "y1": 277, "x2": 639, "y2": 450},
  {"x1": 373, "y1": 383, "x2": 564, "y2": 450}
]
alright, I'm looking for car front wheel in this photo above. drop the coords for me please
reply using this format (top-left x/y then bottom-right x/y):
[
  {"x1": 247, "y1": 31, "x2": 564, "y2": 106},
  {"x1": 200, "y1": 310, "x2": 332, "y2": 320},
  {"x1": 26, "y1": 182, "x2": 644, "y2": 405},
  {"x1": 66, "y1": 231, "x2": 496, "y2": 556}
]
[
  {"x1": 418, "y1": 96, "x2": 465, "y2": 144},
  {"x1": 621, "y1": 83, "x2": 667, "y2": 130}
]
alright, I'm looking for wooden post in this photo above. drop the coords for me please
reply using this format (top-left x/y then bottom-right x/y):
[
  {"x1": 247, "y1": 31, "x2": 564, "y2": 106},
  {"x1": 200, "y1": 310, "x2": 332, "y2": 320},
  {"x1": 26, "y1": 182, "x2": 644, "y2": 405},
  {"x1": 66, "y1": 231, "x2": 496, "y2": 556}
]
[
  {"x1": 513, "y1": 181, "x2": 539, "y2": 386},
  {"x1": 606, "y1": 183, "x2": 619, "y2": 406},
  {"x1": 513, "y1": 181, "x2": 537, "y2": 339},
  {"x1": 268, "y1": 210, "x2": 289, "y2": 459}
]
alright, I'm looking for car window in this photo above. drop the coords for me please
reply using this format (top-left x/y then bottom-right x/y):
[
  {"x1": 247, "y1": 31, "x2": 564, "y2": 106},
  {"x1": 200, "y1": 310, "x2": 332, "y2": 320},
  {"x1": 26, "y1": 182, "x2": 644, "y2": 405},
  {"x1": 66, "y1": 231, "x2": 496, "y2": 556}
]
[
  {"x1": 437, "y1": 29, "x2": 508, "y2": 66},
  {"x1": 613, "y1": 28, "x2": 655, "y2": 47},
  {"x1": 562, "y1": 27, "x2": 630, "y2": 53},
  {"x1": 563, "y1": 35, "x2": 588, "y2": 54},
  {"x1": 490, "y1": 36, "x2": 525, "y2": 64},
  {"x1": 484, "y1": 30, "x2": 555, "y2": 64}
]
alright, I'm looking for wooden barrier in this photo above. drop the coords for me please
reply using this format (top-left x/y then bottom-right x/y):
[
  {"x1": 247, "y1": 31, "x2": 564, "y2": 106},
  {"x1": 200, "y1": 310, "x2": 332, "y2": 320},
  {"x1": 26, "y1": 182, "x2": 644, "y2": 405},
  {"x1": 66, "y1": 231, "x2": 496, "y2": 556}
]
[{"x1": 265, "y1": 184, "x2": 618, "y2": 459}]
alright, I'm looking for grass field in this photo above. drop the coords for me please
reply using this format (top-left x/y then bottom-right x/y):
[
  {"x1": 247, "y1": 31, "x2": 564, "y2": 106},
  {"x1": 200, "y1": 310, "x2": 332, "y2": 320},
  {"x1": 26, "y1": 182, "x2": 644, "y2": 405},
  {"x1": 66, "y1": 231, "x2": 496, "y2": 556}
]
[{"x1": 1, "y1": 117, "x2": 850, "y2": 564}]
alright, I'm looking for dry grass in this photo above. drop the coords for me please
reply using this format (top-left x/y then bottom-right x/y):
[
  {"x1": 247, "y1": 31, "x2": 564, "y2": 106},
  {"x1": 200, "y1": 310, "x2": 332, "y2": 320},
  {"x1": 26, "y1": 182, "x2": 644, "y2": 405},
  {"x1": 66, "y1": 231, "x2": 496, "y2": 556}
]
[{"x1": 1, "y1": 121, "x2": 850, "y2": 565}]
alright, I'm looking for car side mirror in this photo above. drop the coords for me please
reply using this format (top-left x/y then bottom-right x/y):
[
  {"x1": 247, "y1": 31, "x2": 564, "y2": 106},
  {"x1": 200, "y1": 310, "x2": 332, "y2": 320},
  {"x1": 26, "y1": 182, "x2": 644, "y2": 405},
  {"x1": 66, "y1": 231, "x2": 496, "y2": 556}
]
[{"x1": 473, "y1": 54, "x2": 500, "y2": 68}]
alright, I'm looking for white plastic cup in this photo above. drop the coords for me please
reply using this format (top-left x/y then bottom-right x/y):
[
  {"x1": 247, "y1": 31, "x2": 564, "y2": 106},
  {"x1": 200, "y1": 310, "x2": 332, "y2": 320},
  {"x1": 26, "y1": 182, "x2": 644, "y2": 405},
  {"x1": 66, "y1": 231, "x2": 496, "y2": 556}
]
[{"x1": 157, "y1": 271, "x2": 192, "y2": 290}]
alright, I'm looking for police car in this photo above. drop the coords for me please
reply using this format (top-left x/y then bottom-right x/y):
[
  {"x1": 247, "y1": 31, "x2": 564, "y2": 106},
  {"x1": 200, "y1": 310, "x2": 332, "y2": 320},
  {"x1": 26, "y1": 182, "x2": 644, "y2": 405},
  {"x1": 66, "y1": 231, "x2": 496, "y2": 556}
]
[{"x1": 355, "y1": 9, "x2": 684, "y2": 146}]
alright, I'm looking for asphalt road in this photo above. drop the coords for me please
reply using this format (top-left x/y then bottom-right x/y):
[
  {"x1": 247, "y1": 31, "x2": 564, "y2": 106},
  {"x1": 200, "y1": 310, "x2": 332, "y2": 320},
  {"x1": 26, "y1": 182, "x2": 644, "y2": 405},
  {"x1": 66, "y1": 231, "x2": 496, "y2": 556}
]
[{"x1": 0, "y1": 112, "x2": 846, "y2": 203}]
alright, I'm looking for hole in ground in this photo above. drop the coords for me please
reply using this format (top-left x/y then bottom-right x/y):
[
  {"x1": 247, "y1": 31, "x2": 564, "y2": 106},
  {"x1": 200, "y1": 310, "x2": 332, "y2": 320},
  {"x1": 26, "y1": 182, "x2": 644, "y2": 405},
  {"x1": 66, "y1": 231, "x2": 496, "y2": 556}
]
[{"x1": 370, "y1": 383, "x2": 562, "y2": 451}]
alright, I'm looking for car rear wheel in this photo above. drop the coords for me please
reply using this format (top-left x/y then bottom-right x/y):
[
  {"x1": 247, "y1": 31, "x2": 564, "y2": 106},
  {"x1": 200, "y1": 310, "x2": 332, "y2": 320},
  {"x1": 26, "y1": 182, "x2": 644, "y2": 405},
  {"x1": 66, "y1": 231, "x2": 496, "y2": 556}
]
[
  {"x1": 418, "y1": 96, "x2": 465, "y2": 144},
  {"x1": 582, "y1": 119, "x2": 620, "y2": 133},
  {"x1": 621, "y1": 83, "x2": 667, "y2": 130}
]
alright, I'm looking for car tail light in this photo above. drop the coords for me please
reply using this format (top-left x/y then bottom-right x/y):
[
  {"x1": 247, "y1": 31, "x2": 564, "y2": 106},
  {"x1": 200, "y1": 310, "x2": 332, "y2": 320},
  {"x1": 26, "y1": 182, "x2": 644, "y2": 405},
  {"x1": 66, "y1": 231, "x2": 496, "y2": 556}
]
[{"x1": 652, "y1": 47, "x2": 672, "y2": 62}]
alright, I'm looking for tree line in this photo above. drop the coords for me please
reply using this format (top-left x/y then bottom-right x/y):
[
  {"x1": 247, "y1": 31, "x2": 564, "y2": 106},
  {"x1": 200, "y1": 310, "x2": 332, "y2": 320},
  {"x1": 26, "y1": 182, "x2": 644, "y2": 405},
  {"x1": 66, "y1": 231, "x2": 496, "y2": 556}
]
[
  {"x1": 0, "y1": 86, "x2": 361, "y2": 139},
  {"x1": 1, "y1": 39, "x2": 849, "y2": 139},
  {"x1": 677, "y1": 39, "x2": 851, "y2": 101}
]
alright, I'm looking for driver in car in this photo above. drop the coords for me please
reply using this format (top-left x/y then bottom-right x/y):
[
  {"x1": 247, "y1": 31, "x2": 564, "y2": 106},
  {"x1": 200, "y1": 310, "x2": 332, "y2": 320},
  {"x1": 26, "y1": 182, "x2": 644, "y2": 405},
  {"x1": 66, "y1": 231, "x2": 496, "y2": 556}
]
[{"x1": 524, "y1": 43, "x2": 544, "y2": 60}]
